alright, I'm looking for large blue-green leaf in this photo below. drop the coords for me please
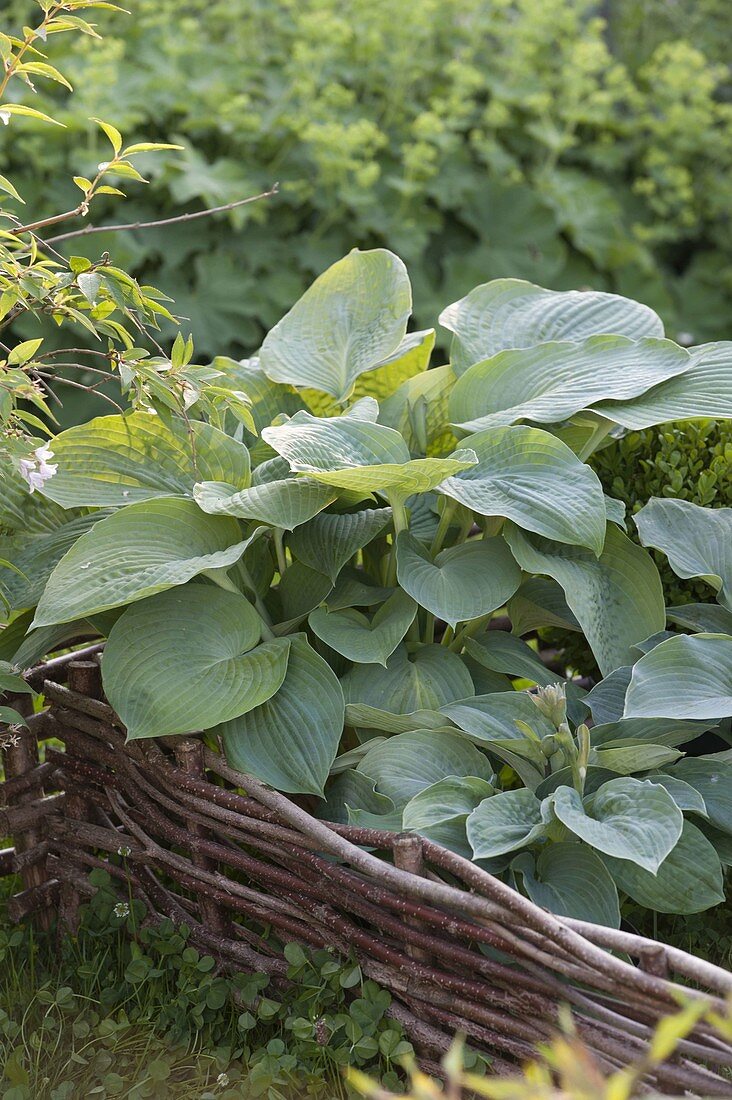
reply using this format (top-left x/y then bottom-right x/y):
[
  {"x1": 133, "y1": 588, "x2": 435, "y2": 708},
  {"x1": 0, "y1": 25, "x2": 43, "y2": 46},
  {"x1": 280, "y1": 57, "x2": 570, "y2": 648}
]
[
  {"x1": 378, "y1": 363, "x2": 457, "y2": 456},
  {"x1": 505, "y1": 523, "x2": 665, "y2": 675},
  {"x1": 193, "y1": 478, "x2": 336, "y2": 530},
  {"x1": 341, "y1": 642, "x2": 474, "y2": 714},
  {"x1": 403, "y1": 775, "x2": 496, "y2": 857},
  {"x1": 467, "y1": 789, "x2": 545, "y2": 858},
  {"x1": 259, "y1": 248, "x2": 412, "y2": 401},
  {"x1": 0, "y1": 511, "x2": 110, "y2": 610},
  {"x1": 548, "y1": 778, "x2": 682, "y2": 872},
  {"x1": 357, "y1": 729, "x2": 493, "y2": 807},
  {"x1": 438, "y1": 426, "x2": 607, "y2": 554},
  {"x1": 40, "y1": 412, "x2": 251, "y2": 508},
  {"x1": 289, "y1": 507, "x2": 392, "y2": 583},
  {"x1": 635, "y1": 498, "x2": 732, "y2": 610},
  {"x1": 624, "y1": 634, "x2": 732, "y2": 721},
  {"x1": 395, "y1": 531, "x2": 521, "y2": 627},
  {"x1": 513, "y1": 843, "x2": 620, "y2": 927},
  {"x1": 439, "y1": 279, "x2": 664, "y2": 376},
  {"x1": 441, "y1": 691, "x2": 556, "y2": 743},
  {"x1": 507, "y1": 577, "x2": 581, "y2": 636},
  {"x1": 666, "y1": 759, "x2": 732, "y2": 835},
  {"x1": 602, "y1": 821, "x2": 724, "y2": 914},
  {"x1": 594, "y1": 341, "x2": 732, "y2": 428},
  {"x1": 218, "y1": 634, "x2": 344, "y2": 797},
  {"x1": 102, "y1": 585, "x2": 290, "y2": 740},
  {"x1": 308, "y1": 589, "x2": 417, "y2": 666},
  {"x1": 262, "y1": 406, "x2": 476, "y2": 496},
  {"x1": 463, "y1": 631, "x2": 561, "y2": 686},
  {"x1": 448, "y1": 336, "x2": 690, "y2": 433},
  {"x1": 34, "y1": 498, "x2": 253, "y2": 626}
]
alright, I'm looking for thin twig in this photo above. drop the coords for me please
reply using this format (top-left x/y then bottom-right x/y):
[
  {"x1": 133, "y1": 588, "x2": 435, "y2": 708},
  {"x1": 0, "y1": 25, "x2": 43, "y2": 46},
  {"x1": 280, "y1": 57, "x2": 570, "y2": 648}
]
[{"x1": 43, "y1": 184, "x2": 280, "y2": 245}]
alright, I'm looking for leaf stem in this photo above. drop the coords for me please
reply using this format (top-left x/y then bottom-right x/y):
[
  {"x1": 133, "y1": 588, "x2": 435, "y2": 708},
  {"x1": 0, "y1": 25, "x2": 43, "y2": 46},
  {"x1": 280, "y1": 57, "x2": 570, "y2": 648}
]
[
  {"x1": 429, "y1": 498, "x2": 456, "y2": 555},
  {"x1": 385, "y1": 494, "x2": 409, "y2": 586}
]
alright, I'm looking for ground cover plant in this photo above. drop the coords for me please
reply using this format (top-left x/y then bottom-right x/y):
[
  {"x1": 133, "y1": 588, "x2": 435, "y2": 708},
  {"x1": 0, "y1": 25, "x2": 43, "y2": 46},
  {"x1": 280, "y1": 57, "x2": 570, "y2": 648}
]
[
  {"x1": 0, "y1": 868, "x2": 423, "y2": 1099},
  {"x1": 2, "y1": 241, "x2": 732, "y2": 931}
]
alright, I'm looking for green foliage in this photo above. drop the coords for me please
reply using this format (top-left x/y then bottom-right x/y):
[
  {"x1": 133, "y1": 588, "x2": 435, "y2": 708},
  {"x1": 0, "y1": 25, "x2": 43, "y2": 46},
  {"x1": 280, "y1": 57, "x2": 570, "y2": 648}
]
[
  {"x1": 4, "y1": 0, "x2": 732, "y2": 404},
  {"x1": 3, "y1": 251, "x2": 732, "y2": 928},
  {"x1": 0, "y1": 869, "x2": 418, "y2": 1099},
  {"x1": 593, "y1": 420, "x2": 732, "y2": 606}
]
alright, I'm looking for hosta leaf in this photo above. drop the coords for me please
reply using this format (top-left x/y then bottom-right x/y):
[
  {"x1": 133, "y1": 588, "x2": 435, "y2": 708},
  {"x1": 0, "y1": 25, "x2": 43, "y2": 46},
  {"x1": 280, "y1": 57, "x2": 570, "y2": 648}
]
[
  {"x1": 308, "y1": 589, "x2": 417, "y2": 666},
  {"x1": 0, "y1": 463, "x2": 71, "y2": 534},
  {"x1": 218, "y1": 634, "x2": 344, "y2": 796},
  {"x1": 40, "y1": 412, "x2": 251, "y2": 508},
  {"x1": 505, "y1": 523, "x2": 665, "y2": 675},
  {"x1": 395, "y1": 532, "x2": 521, "y2": 627},
  {"x1": 463, "y1": 631, "x2": 560, "y2": 686},
  {"x1": 549, "y1": 778, "x2": 682, "y2": 872},
  {"x1": 438, "y1": 426, "x2": 607, "y2": 554},
  {"x1": 507, "y1": 578, "x2": 580, "y2": 636},
  {"x1": 441, "y1": 691, "x2": 556, "y2": 744},
  {"x1": 345, "y1": 703, "x2": 453, "y2": 734},
  {"x1": 320, "y1": 770, "x2": 396, "y2": 825},
  {"x1": 624, "y1": 634, "x2": 732, "y2": 720},
  {"x1": 300, "y1": 329, "x2": 436, "y2": 418},
  {"x1": 535, "y1": 766, "x2": 619, "y2": 800},
  {"x1": 592, "y1": 743, "x2": 682, "y2": 774},
  {"x1": 513, "y1": 843, "x2": 620, "y2": 927},
  {"x1": 193, "y1": 478, "x2": 336, "y2": 530},
  {"x1": 635, "y1": 498, "x2": 732, "y2": 610},
  {"x1": 262, "y1": 407, "x2": 476, "y2": 496},
  {"x1": 379, "y1": 363, "x2": 457, "y2": 457},
  {"x1": 602, "y1": 822, "x2": 724, "y2": 914},
  {"x1": 666, "y1": 603, "x2": 732, "y2": 634},
  {"x1": 467, "y1": 789, "x2": 545, "y2": 858},
  {"x1": 585, "y1": 666, "x2": 633, "y2": 724},
  {"x1": 590, "y1": 717, "x2": 713, "y2": 749},
  {"x1": 403, "y1": 775, "x2": 496, "y2": 857},
  {"x1": 0, "y1": 511, "x2": 110, "y2": 610},
  {"x1": 326, "y1": 568, "x2": 393, "y2": 611},
  {"x1": 34, "y1": 498, "x2": 253, "y2": 626},
  {"x1": 102, "y1": 586, "x2": 290, "y2": 740},
  {"x1": 341, "y1": 642, "x2": 474, "y2": 713},
  {"x1": 274, "y1": 562, "x2": 332, "y2": 626},
  {"x1": 666, "y1": 759, "x2": 732, "y2": 834},
  {"x1": 448, "y1": 336, "x2": 690, "y2": 433},
  {"x1": 594, "y1": 341, "x2": 732, "y2": 428},
  {"x1": 440, "y1": 279, "x2": 664, "y2": 376},
  {"x1": 259, "y1": 248, "x2": 412, "y2": 401},
  {"x1": 403, "y1": 776, "x2": 496, "y2": 828},
  {"x1": 289, "y1": 507, "x2": 392, "y2": 583},
  {"x1": 643, "y1": 775, "x2": 708, "y2": 816},
  {"x1": 357, "y1": 730, "x2": 493, "y2": 807}
]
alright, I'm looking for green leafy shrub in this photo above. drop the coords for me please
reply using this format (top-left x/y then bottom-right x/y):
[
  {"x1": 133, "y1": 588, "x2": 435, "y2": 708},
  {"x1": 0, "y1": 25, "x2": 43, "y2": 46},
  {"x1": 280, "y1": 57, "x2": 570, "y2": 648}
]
[
  {"x1": 549, "y1": 418, "x2": 732, "y2": 673},
  {"x1": 594, "y1": 420, "x2": 732, "y2": 605},
  {"x1": 4, "y1": 0, "x2": 732, "y2": 398},
  {"x1": 3, "y1": 249, "x2": 732, "y2": 929}
]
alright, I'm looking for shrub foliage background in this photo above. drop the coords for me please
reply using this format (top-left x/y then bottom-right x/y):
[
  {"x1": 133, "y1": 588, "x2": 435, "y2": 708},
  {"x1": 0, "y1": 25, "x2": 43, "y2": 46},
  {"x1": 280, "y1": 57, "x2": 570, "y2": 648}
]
[{"x1": 4, "y1": 0, "x2": 732, "y2": 379}]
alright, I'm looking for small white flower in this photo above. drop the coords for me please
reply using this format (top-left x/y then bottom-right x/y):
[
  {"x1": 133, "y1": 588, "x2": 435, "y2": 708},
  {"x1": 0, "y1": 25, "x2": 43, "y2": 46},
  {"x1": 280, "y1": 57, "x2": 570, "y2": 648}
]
[
  {"x1": 216, "y1": 1073, "x2": 230, "y2": 1088},
  {"x1": 18, "y1": 446, "x2": 57, "y2": 493},
  {"x1": 113, "y1": 902, "x2": 130, "y2": 918},
  {"x1": 117, "y1": 845, "x2": 132, "y2": 858}
]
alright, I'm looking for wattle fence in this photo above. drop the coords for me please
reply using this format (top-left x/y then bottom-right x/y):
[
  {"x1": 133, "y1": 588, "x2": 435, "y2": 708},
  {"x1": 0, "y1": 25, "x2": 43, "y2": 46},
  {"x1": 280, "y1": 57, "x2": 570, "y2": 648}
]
[{"x1": 2, "y1": 652, "x2": 732, "y2": 1094}]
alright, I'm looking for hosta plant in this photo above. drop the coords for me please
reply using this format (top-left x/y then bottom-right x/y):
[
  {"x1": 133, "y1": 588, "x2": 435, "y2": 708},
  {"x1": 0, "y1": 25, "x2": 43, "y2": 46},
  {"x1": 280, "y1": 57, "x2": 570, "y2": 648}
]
[{"x1": 2, "y1": 248, "x2": 732, "y2": 928}]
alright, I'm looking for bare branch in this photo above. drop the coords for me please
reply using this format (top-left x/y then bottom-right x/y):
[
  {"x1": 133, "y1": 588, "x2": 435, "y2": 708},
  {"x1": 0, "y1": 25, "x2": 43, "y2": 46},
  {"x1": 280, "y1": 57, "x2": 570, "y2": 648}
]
[{"x1": 43, "y1": 184, "x2": 280, "y2": 245}]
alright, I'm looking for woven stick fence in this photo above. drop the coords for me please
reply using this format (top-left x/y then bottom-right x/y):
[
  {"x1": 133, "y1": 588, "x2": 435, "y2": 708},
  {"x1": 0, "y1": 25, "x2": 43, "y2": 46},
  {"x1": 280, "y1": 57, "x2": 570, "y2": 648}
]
[{"x1": 2, "y1": 654, "x2": 732, "y2": 1095}]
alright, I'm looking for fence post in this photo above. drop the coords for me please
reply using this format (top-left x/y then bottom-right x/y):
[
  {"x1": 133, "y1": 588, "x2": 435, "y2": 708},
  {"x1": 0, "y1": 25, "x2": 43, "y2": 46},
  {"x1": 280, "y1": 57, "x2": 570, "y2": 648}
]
[
  {"x1": 173, "y1": 737, "x2": 229, "y2": 934},
  {"x1": 57, "y1": 660, "x2": 103, "y2": 934},
  {"x1": 2, "y1": 697, "x2": 52, "y2": 930},
  {"x1": 393, "y1": 832, "x2": 430, "y2": 962}
]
